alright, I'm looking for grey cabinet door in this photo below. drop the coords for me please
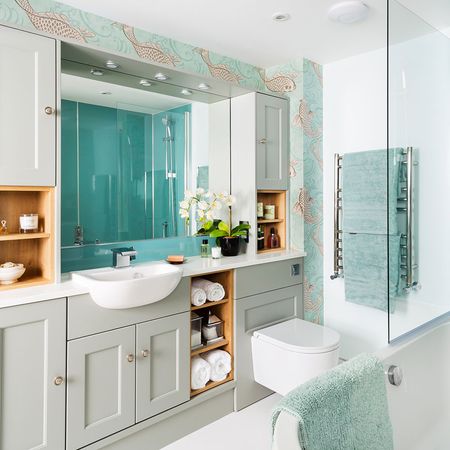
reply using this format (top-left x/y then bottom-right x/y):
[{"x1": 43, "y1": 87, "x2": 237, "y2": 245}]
[
  {"x1": 136, "y1": 312, "x2": 190, "y2": 422},
  {"x1": 0, "y1": 299, "x2": 66, "y2": 450},
  {"x1": 234, "y1": 285, "x2": 303, "y2": 411},
  {"x1": 0, "y1": 25, "x2": 56, "y2": 186},
  {"x1": 67, "y1": 326, "x2": 136, "y2": 450},
  {"x1": 256, "y1": 94, "x2": 289, "y2": 190}
]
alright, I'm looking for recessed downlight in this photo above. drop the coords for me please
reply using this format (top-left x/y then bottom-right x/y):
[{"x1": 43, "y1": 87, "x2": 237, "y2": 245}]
[
  {"x1": 272, "y1": 12, "x2": 291, "y2": 22},
  {"x1": 181, "y1": 88, "x2": 192, "y2": 96},
  {"x1": 197, "y1": 82, "x2": 210, "y2": 90},
  {"x1": 154, "y1": 72, "x2": 169, "y2": 81},
  {"x1": 328, "y1": 1, "x2": 369, "y2": 24},
  {"x1": 99, "y1": 91, "x2": 112, "y2": 95},
  {"x1": 90, "y1": 68, "x2": 104, "y2": 76},
  {"x1": 105, "y1": 60, "x2": 119, "y2": 69},
  {"x1": 139, "y1": 79, "x2": 152, "y2": 87}
]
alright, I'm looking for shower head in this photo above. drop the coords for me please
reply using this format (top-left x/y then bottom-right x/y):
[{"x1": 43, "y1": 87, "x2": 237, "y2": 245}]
[{"x1": 162, "y1": 115, "x2": 172, "y2": 139}]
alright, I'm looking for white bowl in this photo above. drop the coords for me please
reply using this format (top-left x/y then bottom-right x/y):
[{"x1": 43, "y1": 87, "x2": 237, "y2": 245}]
[{"x1": 0, "y1": 264, "x2": 26, "y2": 285}]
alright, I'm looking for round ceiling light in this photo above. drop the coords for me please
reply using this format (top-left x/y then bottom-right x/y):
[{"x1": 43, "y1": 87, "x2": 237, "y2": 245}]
[
  {"x1": 139, "y1": 79, "x2": 152, "y2": 87},
  {"x1": 197, "y1": 82, "x2": 210, "y2": 90},
  {"x1": 181, "y1": 88, "x2": 192, "y2": 96},
  {"x1": 328, "y1": 1, "x2": 369, "y2": 24},
  {"x1": 90, "y1": 68, "x2": 104, "y2": 76},
  {"x1": 154, "y1": 72, "x2": 169, "y2": 81},
  {"x1": 105, "y1": 60, "x2": 119, "y2": 69},
  {"x1": 272, "y1": 12, "x2": 291, "y2": 22}
]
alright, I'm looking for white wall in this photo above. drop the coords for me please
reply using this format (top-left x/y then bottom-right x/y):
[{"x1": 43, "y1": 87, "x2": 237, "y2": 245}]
[{"x1": 324, "y1": 31, "x2": 450, "y2": 359}]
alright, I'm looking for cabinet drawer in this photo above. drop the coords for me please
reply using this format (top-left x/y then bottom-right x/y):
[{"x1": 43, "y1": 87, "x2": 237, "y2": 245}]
[
  {"x1": 235, "y1": 258, "x2": 303, "y2": 299},
  {"x1": 68, "y1": 277, "x2": 190, "y2": 339}
]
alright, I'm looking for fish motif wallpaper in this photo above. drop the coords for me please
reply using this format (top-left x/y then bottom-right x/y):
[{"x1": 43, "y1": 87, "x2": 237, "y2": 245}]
[{"x1": 0, "y1": 0, "x2": 323, "y2": 323}]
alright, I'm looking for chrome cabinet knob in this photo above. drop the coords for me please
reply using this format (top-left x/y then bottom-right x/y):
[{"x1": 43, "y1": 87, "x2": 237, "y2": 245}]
[
  {"x1": 387, "y1": 365, "x2": 403, "y2": 386},
  {"x1": 53, "y1": 376, "x2": 64, "y2": 386},
  {"x1": 44, "y1": 106, "x2": 54, "y2": 115},
  {"x1": 141, "y1": 349, "x2": 150, "y2": 358},
  {"x1": 258, "y1": 138, "x2": 267, "y2": 144},
  {"x1": 126, "y1": 353, "x2": 134, "y2": 363}
]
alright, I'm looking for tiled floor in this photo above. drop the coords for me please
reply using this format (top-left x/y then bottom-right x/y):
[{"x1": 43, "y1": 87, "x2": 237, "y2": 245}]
[{"x1": 162, "y1": 394, "x2": 282, "y2": 450}]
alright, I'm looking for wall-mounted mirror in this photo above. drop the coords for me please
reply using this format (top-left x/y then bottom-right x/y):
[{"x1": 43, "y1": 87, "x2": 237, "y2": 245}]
[{"x1": 60, "y1": 54, "x2": 231, "y2": 247}]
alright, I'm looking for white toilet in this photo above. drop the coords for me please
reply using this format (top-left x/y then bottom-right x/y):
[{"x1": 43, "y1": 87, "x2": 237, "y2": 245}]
[{"x1": 251, "y1": 318, "x2": 340, "y2": 395}]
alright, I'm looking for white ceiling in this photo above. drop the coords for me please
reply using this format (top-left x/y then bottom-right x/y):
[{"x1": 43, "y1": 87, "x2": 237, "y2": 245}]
[
  {"x1": 58, "y1": 0, "x2": 448, "y2": 66},
  {"x1": 61, "y1": 74, "x2": 190, "y2": 114}
]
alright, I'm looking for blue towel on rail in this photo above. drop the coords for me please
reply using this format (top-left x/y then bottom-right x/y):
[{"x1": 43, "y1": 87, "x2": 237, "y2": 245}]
[
  {"x1": 342, "y1": 148, "x2": 402, "y2": 235},
  {"x1": 272, "y1": 353, "x2": 394, "y2": 450},
  {"x1": 343, "y1": 233, "x2": 401, "y2": 312}
]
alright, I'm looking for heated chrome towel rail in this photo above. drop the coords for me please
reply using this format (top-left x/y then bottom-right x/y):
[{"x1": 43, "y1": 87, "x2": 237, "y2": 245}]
[{"x1": 330, "y1": 153, "x2": 343, "y2": 280}]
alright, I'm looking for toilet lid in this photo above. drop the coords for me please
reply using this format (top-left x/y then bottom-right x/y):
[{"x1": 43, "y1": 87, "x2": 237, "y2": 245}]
[{"x1": 253, "y1": 318, "x2": 340, "y2": 354}]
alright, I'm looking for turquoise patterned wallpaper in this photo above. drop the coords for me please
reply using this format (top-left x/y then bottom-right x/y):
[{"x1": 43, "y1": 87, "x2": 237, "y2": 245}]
[{"x1": 0, "y1": 0, "x2": 323, "y2": 322}]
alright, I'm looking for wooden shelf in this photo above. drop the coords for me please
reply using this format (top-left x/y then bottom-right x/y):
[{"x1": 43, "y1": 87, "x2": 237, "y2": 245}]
[
  {"x1": 257, "y1": 219, "x2": 284, "y2": 224},
  {"x1": 191, "y1": 339, "x2": 229, "y2": 356},
  {"x1": 191, "y1": 298, "x2": 229, "y2": 311},
  {"x1": 0, "y1": 232, "x2": 50, "y2": 242},
  {"x1": 257, "y1": 247, "x2": 286, "y2": 254},
  {"x1": 0, "y1": 275, "x2": 51, "y2": 291},
  {"x1": 190, "y1": 374, "x2": 234, "y2": 397}
]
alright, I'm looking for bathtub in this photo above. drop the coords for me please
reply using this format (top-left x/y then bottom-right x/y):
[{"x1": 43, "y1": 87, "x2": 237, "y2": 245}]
[{"x1": 273, "y1": 318, "x2": 450, "y2": 450}]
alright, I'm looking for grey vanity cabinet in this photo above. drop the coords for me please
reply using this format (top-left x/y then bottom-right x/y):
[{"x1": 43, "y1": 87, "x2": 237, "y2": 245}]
[
  {"x1": 256, "y1": 93, "x2": 289, "y2": 190},
  {"x1": 136, "y1": 312, "x2": 190, "y2": 422},
  {"x1": 66, "y1": 326, "x2": 136, "y2": 450},
  {"x1": 0, "y1": 298, "x2": 66, "y2": 450},
  {"x1": 0, "y1": 25, "x2": 56, "y2": 186}
]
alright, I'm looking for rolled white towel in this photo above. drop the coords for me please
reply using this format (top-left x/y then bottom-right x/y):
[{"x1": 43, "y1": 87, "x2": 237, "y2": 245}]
[
  {"x1": 191, "y1": 356, "x2": 211, "y2": 390},
  {"x1": 191, "y1": 286, "x2": 207, "y2": 306},
  {"x1": 192, "y1": 278, "x2": 225, "y2": 302},
  {"x1": 202, "y1": 350, "x2": 231, "y2": 382}
]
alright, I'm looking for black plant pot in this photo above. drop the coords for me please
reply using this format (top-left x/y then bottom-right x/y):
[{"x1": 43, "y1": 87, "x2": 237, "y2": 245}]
[{"x1": 219, "y1": 236, "x2": 240, "y2": 257}]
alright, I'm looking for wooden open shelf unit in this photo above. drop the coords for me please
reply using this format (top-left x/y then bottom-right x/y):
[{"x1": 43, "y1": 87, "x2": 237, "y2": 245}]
[
  {"x1": 0, "y1": 186, "x2": 55, "y2": 290},
  {"x1": 257, "y1": 190, "x2": 286, "y2": 254},
  {"x1": 190, "y1": 270, "x2": 234, "y2": 397}
]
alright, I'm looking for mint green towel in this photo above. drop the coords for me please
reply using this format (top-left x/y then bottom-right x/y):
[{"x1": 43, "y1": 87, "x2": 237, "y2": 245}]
[
  {"x1": 343, "y1": 233, "x2": 401, "y2": 312},
  {"x1": 342, "y1": 148, "x2": 402, "y2": 235},
  {"x1": 272, "y1": 353, "x2": 394, "y2": 450}
]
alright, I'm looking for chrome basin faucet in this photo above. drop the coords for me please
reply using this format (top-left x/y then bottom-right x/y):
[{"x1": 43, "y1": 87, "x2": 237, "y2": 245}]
[{"x1": 111, "y1": 247, "x2": 137, "y2": 268}]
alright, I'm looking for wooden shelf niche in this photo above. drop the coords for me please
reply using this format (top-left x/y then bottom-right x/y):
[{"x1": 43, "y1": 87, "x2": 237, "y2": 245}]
[
  {"x1": 257, "y1": 190, "x2": 286, "y2": 254},
  {"x1": 0, "y1": 186, "x2": 55, "y2": 290},
  {"x1": 190, "y1": 270, "x2": 234, "y2": 397}
]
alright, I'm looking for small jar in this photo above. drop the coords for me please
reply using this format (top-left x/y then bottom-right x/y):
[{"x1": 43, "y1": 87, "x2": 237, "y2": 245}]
[
  {"x1": 211, "y1": 246, "x2": 222, "y2": 259},
  {"x1": 264, "y1": 205, "x2": 275, "y2": 220},
  {"x1": 19, "y1": 214, "x2": 38, "y2": 233},
  {"x1": 257, "y1": 202, "x2": 264, "y2": 218}
]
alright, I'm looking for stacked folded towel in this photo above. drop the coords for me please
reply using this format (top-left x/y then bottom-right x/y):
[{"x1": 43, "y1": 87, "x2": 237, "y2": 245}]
[
  {"x1": 190, "y1": 350, "x2": 232, "y2": 389},
  {"x1": 191, "y1": 356, "x2": 211, "y2": 390},
  {"x1": 191, "y1": 278, "x2": 225, "y2": 302},
  {"x1": 202, "y1": 350, "x2": 232, "y2": 382},
  {"x1": 190, "y1": 286, "x2": 207, "y2": 306}
]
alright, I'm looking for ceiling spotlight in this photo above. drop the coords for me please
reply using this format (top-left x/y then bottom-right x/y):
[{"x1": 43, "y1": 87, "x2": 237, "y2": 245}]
[
  {"x1": 197, "y1": 83, "x2": 210, "y2": 90},
  {"x1": 105, "y1": 60, "x2": 119, "y2": 69},
  {"x1": 328, "y1": 1, "x2": 369, "y2": 24},
  {"x1": 272, "y1": 12, "x2": 291, "y2": 22},
  {"x1": 154, "y1": 72, "x2": 169, "y2": 81},
  {"x1": 181, "y1": 88, "x2": 193, "y2": 95},
  {"x1": 139, "y1": 79, "x2": 152, "y2": 87},
  {"x1": 90, "y1": 68, "x2": 104, "y2": 76},
  {"x1": 99, "y1": 91, "x2": 112, "y2": 95}
]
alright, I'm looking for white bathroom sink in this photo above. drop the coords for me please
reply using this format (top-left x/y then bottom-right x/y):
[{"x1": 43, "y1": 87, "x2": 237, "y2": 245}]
[{"x1": 72, "y1": 262, "x2": 183, "y2": 309}]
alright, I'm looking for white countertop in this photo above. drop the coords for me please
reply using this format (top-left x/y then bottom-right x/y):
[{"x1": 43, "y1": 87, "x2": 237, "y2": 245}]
[{"x1": 0, "y1": 249, "x2": 305, "y2": 309}]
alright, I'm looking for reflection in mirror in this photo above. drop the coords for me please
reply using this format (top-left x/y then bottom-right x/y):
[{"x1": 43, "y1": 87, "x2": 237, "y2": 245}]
[{"x1": 60, "y1": 71, "x2": 230, "y2": 246}]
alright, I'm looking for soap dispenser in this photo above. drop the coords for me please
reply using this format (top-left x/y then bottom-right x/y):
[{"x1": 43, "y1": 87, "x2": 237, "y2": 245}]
[{"x1": 268, "y1": 227, "x2": 280, "y2": 249}]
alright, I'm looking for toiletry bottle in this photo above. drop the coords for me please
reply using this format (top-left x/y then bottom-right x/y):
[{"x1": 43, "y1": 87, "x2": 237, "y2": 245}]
[
  {"x1": 268, "y1": 227, "x2": 280, "y2": 249},
  {"x1": 201, "y1": 239, "x2": 210, "y2": 258},
  {"x1": 257, "y1": 226, "x2": 265, "y2": 250}
]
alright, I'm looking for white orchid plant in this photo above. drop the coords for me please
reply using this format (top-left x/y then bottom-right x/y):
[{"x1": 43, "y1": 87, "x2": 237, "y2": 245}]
[{"x1": 179, "y1": 188, "x2": 250, "y2": 238}]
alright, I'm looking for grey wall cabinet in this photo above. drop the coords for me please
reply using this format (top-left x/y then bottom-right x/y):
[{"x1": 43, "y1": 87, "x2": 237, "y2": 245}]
[
  {"x1": 67, "y1": 326, "x2": 136, "y2": 450},
  {"x1": 67, "y1": 312, "x2": 190, "y2": 449},
  {"x1": 0, "y1": 299, "x2": 66, "y2": 450},
  {"x1": 0, "y1": 25, "x2": 56, "y2": 186},
  {"x1": 256, "y1": 93, "x2": 289, "y2": 190},
  {"x1": 136, "y1": 312, "x2": 190, "y2": 422}
]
